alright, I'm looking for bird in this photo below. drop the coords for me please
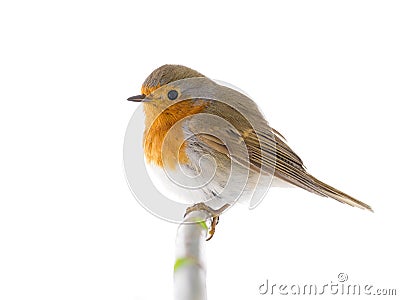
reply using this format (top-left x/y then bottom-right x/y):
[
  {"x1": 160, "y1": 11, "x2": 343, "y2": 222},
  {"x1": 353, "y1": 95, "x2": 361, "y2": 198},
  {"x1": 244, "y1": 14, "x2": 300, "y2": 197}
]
[{"x1": 127, "y1": 64, "x2": 372, "y2": 240}]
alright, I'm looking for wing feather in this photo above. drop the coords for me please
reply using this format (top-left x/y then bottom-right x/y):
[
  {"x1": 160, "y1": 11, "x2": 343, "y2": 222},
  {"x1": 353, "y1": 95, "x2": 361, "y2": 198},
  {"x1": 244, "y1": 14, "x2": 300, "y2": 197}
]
[{"x1": 185, "y1": 84, "x2": 372, "y2": 211}]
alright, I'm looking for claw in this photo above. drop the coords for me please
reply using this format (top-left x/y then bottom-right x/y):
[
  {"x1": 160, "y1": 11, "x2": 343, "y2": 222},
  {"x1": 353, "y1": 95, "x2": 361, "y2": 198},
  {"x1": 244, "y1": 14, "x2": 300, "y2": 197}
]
[
  {"x1": 206, "y1": 217, "x2": 219, "y2": 241},
  {"x1": 184, "y1": 203, "x2": 230, "y2": 241}
]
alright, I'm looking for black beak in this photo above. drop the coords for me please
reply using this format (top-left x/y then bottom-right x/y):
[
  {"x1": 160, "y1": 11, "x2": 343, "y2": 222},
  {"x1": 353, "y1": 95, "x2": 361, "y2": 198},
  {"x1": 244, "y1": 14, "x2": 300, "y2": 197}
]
[{"x1": 127, "y1": 94, "x2": 146, "y2": 102}]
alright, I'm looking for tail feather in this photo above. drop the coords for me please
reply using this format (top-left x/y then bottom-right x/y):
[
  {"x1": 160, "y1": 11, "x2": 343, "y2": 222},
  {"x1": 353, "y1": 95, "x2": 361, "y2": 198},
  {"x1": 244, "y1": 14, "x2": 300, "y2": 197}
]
[
  {"x1": 273, "y1": 170, "x2": 373, "y2": 212},
  {"x1": 308, "y1": 174, "x2": 373, "y2": 212}
]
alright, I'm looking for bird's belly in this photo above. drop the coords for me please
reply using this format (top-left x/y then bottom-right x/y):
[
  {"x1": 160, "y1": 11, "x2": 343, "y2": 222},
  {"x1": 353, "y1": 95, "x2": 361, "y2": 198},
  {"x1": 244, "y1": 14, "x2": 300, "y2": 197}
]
[
  {"x1": 144, "y1": 145, "x2": 279, "y2": 209},
  {"x1": 145, "y1": 160, "x2": 210, "y2": 205}
]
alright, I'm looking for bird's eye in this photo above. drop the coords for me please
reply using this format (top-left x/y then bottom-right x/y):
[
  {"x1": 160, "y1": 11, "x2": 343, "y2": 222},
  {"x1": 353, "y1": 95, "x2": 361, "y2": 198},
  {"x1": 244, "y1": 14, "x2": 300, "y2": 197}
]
[{"x1": 167, "y1": 90, "x2": 178, "y2": 100}]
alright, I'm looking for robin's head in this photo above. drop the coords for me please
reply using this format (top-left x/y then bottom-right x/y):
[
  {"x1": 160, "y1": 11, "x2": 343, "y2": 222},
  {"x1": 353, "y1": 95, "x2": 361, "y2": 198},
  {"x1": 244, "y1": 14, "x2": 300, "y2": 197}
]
[
  {"x1": 127, "y1": 64, "x2": 204, "y2": 102},
  {"x1": 127, "y1": 64, "x2": 215, "y2": 131}
]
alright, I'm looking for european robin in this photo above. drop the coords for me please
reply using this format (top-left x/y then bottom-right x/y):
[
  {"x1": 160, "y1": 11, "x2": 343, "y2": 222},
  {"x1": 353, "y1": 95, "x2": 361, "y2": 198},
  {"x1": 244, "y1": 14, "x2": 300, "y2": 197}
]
[{"x1": 127, "y1": 64, "x2": 372, "y2": 240}]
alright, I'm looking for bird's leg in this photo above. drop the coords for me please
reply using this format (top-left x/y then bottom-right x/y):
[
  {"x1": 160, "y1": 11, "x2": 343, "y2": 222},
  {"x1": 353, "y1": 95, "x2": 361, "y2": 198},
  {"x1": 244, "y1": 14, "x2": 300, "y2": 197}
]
[
  {"x1": 207, "y1": 216, "x2": 219, "y2": 241},
  {"x1": 184, "y1": 203, "x2": 230, "y2": 241}
]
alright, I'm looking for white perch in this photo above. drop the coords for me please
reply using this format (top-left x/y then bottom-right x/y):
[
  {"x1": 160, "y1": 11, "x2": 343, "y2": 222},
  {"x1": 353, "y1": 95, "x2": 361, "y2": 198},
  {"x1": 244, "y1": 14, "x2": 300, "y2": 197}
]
[{"x1": 174, "y1": 210, "x2": 210, "y2": 300}]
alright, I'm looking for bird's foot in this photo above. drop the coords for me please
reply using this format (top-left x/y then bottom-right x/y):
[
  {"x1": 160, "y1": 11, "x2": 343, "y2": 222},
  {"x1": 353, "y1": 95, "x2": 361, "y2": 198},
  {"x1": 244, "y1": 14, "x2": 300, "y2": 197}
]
[{"x1": 184, "y1": 203, "x2": 230, "y2": 241}]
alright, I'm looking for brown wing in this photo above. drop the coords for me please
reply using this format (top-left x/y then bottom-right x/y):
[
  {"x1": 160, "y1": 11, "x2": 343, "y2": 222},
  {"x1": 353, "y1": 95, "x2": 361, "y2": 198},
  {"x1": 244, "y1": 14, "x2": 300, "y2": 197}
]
[{"x1": 188, "y1": 98, "x2": 372, "y2": 211}]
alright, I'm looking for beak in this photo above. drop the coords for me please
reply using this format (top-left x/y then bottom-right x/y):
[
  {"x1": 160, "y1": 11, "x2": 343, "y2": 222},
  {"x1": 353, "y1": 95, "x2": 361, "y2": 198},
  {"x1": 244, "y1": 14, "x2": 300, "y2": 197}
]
[{"x1": 127, "y1": 94, "x2": 147, "y2": 102}]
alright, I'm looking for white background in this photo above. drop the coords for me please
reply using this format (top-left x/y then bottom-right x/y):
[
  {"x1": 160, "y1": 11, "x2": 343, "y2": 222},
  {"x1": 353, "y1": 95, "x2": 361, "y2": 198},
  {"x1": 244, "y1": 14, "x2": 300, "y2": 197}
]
[{"x1": 1, "y1": 1, "x2": 399, "y2": 299}]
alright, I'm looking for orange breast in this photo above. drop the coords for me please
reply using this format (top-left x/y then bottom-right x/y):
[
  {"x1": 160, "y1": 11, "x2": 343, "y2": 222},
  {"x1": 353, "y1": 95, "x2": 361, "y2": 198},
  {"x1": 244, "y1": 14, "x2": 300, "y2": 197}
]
[{"x1": 143, "y1": 100, "x2": 208, "y2": 169}]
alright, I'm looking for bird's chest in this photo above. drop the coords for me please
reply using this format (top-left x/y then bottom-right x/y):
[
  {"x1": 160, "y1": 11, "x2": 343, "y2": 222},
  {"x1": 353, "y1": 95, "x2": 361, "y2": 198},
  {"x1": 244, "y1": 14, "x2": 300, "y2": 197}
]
[
  {"x1": 143, "y1": 123, "x2": 260, "y2": 206},
  {"x1": 142, "y1": 101, "x2": 208, "y2": 169},
  {"x1": 144, "y1": 148, "x2": 217, "y2": 205},
  {"x1": 143, "y1": 121, "x2": 189, "y2": 169}
]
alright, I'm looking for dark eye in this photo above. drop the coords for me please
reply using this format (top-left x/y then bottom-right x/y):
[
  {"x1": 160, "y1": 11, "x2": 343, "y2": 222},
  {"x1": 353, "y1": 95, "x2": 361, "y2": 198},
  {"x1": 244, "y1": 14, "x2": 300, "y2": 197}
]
[{"x1": 167, "y1": 90, "x2": 178, "y2": 100}]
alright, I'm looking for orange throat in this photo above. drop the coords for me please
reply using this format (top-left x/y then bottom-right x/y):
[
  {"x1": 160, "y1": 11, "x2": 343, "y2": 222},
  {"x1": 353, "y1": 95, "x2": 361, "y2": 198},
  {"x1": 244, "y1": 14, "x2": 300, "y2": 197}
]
[{"x1": 143, "y1": 100, "x2": 208, "y2": 169}]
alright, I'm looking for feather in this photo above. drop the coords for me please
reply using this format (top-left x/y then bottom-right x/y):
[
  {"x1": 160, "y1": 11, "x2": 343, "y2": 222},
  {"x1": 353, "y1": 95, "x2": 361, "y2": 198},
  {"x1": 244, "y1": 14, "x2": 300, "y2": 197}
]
[{"x1": 186, "y1": 81, "x2": 372, "y2": 211}]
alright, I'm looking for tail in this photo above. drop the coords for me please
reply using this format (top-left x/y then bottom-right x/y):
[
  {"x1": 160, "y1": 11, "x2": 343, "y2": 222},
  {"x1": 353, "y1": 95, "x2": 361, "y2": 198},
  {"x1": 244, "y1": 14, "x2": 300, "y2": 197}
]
[
  {"x1": 307, "y1": 174, "x2": 373, "y2": 212},
  {"x1": 273, "y1": 169, "x2": 373, "y2": 212},
  {"x1": 266, "y1": 126, "x2": 373, "y2": 212}
]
